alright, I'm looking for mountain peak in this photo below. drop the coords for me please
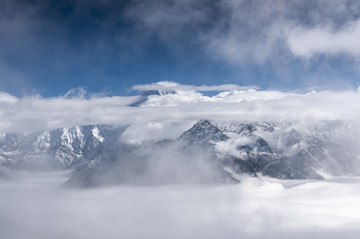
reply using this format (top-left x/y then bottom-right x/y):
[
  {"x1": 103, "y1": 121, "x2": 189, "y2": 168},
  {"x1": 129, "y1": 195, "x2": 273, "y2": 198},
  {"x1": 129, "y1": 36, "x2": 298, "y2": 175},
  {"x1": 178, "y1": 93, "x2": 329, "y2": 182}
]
[
  {"x1": 179, "y1": 119, "x2": 229, "y2": 143},
  {"x1": 128, "y1": 90, "x2": 176, "y2": 107}
]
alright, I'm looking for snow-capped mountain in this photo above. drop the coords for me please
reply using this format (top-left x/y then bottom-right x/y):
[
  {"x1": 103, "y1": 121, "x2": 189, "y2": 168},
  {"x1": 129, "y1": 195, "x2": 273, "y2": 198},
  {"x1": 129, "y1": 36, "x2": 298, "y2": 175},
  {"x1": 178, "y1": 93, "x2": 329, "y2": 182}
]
[
  {"x1": 215, "y1": 120, "x2": 360, "y2": 179},
  {"x1": 1, "y1": 119, "x2": 360, "y2": 187},
  {"x1": 0, "y1": 125, "x2": 126, "y2": 171},
  {"x1": 178, "y1": 119, "x2": 229, "y2": 148}
]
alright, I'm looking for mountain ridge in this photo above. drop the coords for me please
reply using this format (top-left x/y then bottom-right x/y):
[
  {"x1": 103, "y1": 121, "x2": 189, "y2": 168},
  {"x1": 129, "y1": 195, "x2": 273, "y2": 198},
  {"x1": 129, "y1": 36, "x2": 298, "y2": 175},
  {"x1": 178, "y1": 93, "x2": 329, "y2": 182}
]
[{"x1": 1, "y1": 120, "x2": 359, "y2": 187}]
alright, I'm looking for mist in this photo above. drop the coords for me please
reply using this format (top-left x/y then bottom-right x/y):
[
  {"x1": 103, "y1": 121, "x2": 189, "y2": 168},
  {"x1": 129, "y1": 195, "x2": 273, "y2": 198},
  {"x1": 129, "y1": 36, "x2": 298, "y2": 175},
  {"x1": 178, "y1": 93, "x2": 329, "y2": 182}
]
[
  {"x1": 1, "y1": 83, "x2": 360, "y2": 238},
  {"x1": 1, "y1": 171, "x2": 360, "y2": 239}
]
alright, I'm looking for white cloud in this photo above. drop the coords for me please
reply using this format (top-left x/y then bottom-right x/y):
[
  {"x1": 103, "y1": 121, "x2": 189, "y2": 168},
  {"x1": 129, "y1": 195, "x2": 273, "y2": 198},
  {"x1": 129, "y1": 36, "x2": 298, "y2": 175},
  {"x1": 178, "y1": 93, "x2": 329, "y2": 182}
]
[
  {"x1": 120, "y1": 121, "x2": 193, "y2": 143},
  {"x1": 1, "y1": 171, "x2": 360, "y2": 239},
  {"x1": 203, "y1": 0, "x2": 292, "y2": 65},
  {"x1": 1, "y1": 82, "x2": 360, "y2": 134},
  {"x1": 0, "y1": 92, "x2": 17, "y2": 103},
  {"x1": 127, "y1": 0, "x2": 360, "y2": 64},
  {"x1": 132, "y1": 81, "x2": 257, "y2": 92},
  {"x1": 0, "y1": 82, "x2": 360, "y2": 137},
  {"x1": 287, "y1": 19, "x2": 360, "y2": 58}
]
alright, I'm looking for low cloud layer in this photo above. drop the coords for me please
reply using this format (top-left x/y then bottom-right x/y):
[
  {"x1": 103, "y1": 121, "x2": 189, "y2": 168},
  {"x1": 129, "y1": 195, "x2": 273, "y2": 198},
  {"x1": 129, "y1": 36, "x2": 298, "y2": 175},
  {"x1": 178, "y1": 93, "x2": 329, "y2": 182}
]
[
  {"x1": 1, "y1": 82, "x2": 360, "y2": 134},
  {"x1": 1, "y1": 172, "x2": 360, "y2": 239}
]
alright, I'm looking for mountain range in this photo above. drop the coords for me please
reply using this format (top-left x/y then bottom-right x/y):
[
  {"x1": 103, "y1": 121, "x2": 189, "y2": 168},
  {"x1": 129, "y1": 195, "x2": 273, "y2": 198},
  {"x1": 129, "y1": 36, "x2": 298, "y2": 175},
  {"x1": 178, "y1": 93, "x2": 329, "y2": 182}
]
[{"x1": 1, "y1": 119, "x2": 359, "y2": 187}]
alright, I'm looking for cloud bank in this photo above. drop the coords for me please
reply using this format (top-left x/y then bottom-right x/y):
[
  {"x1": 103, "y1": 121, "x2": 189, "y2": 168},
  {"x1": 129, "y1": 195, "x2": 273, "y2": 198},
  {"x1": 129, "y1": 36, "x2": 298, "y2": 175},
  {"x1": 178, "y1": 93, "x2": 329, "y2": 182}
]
[
  {"x1": 1, "y1": 171, "x2": 360, "y2": 239},
  {"x1": 0, "y1": 82, "x2": 360, "y2": 135}
]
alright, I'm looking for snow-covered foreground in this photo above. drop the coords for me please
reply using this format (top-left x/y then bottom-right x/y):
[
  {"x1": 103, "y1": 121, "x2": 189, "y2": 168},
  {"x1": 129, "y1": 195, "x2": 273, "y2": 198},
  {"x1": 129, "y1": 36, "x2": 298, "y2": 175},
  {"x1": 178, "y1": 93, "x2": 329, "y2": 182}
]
[{"x1": 1, "y1": 172, "x2": 360, "y2": 239}]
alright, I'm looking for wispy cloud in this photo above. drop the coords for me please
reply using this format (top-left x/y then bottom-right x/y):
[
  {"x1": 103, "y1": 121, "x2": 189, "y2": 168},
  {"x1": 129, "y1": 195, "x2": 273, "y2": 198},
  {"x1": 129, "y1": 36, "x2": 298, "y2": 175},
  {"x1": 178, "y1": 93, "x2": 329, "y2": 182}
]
[
  {"x1": 128, "y1": 0, "x2": 360, "y2": 63},
  {"x1": 287, "y1": 19, "x2": 360, "y2": 58},
  {"x1": 132, "y1": 81, "x2": 258, "y2": 92}
]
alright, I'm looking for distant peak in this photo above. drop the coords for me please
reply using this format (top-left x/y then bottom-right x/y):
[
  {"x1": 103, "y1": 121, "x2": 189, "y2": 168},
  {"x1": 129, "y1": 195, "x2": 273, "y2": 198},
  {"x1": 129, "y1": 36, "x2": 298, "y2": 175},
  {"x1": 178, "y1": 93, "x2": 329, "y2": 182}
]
[
  {"x1": 128, "y1": 89, "x2": 177, "y2": 107},
  {"x1": 195, "y1": 119, "x2": 212, "y2": 126},
  {"x1": 179, "y1": 119, "x2": 229, "y2": 142}
]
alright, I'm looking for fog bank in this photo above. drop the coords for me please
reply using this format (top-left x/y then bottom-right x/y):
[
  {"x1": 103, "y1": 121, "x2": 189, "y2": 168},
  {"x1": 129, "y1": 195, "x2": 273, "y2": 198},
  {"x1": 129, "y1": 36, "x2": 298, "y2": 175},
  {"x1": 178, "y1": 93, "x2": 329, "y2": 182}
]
[{"x1": 1, "y1": 172, "x2": 360, "y2": 239}]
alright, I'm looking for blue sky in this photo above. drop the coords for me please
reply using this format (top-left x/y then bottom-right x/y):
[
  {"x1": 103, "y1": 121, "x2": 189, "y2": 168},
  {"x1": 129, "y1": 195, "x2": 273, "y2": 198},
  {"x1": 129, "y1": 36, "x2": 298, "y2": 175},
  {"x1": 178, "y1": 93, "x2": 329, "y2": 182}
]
[{"x1": 1, "y1": 0, "x2": 360, "y2": 97}]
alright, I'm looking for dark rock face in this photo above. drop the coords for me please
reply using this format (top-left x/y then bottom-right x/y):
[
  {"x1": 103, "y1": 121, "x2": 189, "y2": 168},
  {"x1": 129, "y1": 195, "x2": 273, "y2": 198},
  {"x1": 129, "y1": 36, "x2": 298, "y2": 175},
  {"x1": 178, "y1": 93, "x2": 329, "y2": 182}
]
[
  {"x1": 1, "y1": 119, "x2": 360, "y2": 187},
  {"x1": 283, "y1": 129, "x2": 302, "y2": 147},
  {"x1": 128, "y1": 90, "x2": 176, "y2": 107},
  {"x1": 128, "y1": 90, "x2": 161, "y2": 107},
  {"x1": 179, "y1": 119, "x2": 229, "y2": 149}
]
